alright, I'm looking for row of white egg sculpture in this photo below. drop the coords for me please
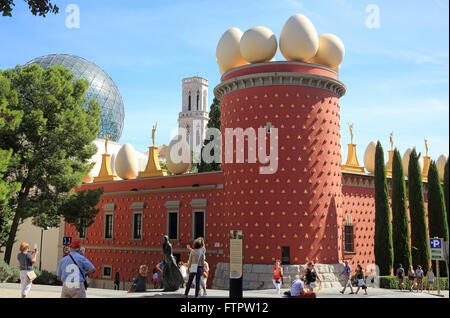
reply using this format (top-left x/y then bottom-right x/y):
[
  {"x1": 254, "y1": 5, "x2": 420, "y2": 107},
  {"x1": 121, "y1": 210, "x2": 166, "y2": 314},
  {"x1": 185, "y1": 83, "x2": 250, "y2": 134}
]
[
  {"x1": 216, "y1": 14, "x2": 345, "y2": 75},
  {"x1": 363, "y1": 141, "x2": 448, "y2": 181},
  {"x1": 83, "y1": 139, "x2": 193, "y2": 183}
]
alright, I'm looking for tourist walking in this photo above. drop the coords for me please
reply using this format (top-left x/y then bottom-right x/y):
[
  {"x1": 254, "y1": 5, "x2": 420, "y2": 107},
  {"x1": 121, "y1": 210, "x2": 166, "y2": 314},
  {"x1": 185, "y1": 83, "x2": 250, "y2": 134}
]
[
  {"x1": 56, "y1": 241, "x2": 95, "y2": 298},
  {"x1": 354, "y1": 264, "x2": 368, "y2": 295},
  {"x1": 178, "y1": 261, "x2": 188, "y2": 287},
  {"x1": 426, "y1": 268, "x2": 435, "y2": 293},
  {"x1": 407, "y1": 266, "x2": 415, "y2": 291},
  {"x1": 156, "y1": 260, "x2": 164, "y2": 289},
  {"x1": 152, "y1": 268, "x2": 159, "y2": 288},
  {"x1": 200, "y1": 260, "x2": 209, "y2": 296},
  {"x1": 17, "y1": 242, "x2": 38, "y2": 298},
  {"x1": 396, "y1": 264, "x2": 405, "y2": 290},
  {"x1": 272, "y1": 260, "x2": 284, "y2": 295},
  {"x1": 339, "y1": 260, "x2": 354, "y2": 294},
  {"x1": 128, "y1": 265, "x2": 148, "y2": 292},
  {"x1": 301, "y1": 262, "x2": 322, "y2": 292},
  {"x1": 183, "y1": 238, "x2": 206, "y2": 298},
  {"x1": 114, "y1": 272, "x2": 120, "y2": 290},
  {"x1": 415, "y1": 265, "x2": 424, "y2": 293}
]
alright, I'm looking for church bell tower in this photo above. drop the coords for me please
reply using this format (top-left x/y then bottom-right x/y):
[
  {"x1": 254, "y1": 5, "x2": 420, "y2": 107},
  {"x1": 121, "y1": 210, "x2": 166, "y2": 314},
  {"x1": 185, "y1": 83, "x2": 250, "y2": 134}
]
[{"x1": 178, "y1": 76, "x2": 209, "y2": 158}]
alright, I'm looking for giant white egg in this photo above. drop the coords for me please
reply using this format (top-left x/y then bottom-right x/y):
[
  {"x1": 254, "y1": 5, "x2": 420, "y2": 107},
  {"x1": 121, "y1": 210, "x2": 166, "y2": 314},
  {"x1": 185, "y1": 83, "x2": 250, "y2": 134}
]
[
  {"x1": 110, "y1": 153, "x2": 116, "y2": 175},
  {"x1": 115, "y1": 143, "x2": 138, "y2": 180},
  {"x1": 216, "y1": 27, "x2": 248, "y2": 75},
  {"x1": 364, "y1": 141, "x2": 377, "y2": 174},
  {"x1": 402, "y1": 147, "x2": 424, "y2": 177},
  {"x1": 240, "y1": 26, "x2": 277, "y2": 63},
  {"x1": 82, "y1": 170, "x2": 93, "y2": 184},
  {"x1": 166, "y1": 136, "x2": 191, "y2": 175},
  {"x1": 308, "y1": 33, "x2": 345, "y2": 68},
  {"x1": 402, "y1": 148, "x2": 414, "y2": 177},
  {"x1": 436, "y1": 154, "x2": 448, "y2": 181},
  {"x1": 279, "y1": 14, "x2": 319, "y2": 62}
]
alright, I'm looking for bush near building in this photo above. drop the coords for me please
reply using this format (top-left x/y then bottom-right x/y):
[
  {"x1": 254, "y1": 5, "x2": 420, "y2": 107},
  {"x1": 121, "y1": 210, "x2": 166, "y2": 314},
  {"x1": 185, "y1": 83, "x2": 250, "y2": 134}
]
[{"x1": 0, "y1": 261, "x2": 60, "y2": 285}]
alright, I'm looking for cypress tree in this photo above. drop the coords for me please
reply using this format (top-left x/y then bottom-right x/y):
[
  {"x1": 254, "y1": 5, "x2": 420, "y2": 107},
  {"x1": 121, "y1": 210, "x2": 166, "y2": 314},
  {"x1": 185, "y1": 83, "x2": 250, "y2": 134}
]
[
  {"x1": 408, "y1": 149, "x2": 430, "y2": 272},
  {"x1": 374, "y1": 141, "x2": 394, "y2": 275},
  {"x1": 391, "y1": 149, "x2": 412, "y2": 272},
  {"x1": 427, "y1": 161, "x2": 449, "y2": 276},
  {"x1": 444, "y1": 159, "x2": 449, "y2": 229},
  {"x1": 197, "y1": 97, "x2": 221, "y2": 172}
]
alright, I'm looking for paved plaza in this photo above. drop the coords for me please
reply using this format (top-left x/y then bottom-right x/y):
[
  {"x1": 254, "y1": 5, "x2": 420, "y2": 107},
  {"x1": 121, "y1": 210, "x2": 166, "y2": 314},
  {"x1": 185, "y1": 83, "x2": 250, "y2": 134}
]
[{"x1": 0, "y1": 283, "x2": 447, "y2": 298}]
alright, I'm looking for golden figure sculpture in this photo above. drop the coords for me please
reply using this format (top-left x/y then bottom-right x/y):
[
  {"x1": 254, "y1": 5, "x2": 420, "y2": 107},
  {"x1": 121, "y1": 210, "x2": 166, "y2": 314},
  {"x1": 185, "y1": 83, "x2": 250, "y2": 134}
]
[
  {"x1": 152, "y1": 122, "x2": 157, "y2": 147},
  {"x1": 424, "y1": 139, "x2": 429, "y2": 157},
  {"x1": 104, "y1": 134, "x2": 109, "y2": 154},
  {"x1": 389, "y1": 131, "x2": 394, "y2": 150},
  {"x1": 348, "y1": 123, "x2": 354, "y2": 144}
]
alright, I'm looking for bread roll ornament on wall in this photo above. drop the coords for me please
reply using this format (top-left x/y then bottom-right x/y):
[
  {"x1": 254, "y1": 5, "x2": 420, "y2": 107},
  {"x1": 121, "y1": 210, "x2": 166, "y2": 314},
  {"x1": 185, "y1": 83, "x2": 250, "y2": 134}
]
[
  {"x1": 239, "y1": 26, "x2": 277, "y2": 63},
  {"x1": 279, "y1": 14, "x2": 319, "y2": 62},
  {"x1": 115, "y1": 143, "x2": 138, "y2": 180},
  {"x1": 308, "y1": 33, "x2": 345, "y2": 68},
  {"x1": 216, "y1": 27, "x2": 248, "y2": 75}
]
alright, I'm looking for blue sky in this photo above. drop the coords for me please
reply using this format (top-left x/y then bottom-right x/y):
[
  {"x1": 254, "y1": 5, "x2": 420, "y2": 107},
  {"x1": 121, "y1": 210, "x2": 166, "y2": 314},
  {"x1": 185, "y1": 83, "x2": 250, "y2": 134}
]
[{"x1": 0, "y1": 0, "x2": 448, "y2": 162}]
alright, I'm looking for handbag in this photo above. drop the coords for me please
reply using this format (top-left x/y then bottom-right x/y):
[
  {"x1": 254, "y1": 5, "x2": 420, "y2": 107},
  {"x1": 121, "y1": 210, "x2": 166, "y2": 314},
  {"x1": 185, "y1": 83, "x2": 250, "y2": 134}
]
[
  {"x1": 69, "y1": 254, "x2": 89, "y2": 290},
  {"x1": 189, "y1": 264, "x2": 198, "y2": 273},
  {"x1": 27, "y1": 270, "x2": 37, "y2": 282},
  {"x1": 189, "y1": 249, "x2": 204, "y2": 273}
]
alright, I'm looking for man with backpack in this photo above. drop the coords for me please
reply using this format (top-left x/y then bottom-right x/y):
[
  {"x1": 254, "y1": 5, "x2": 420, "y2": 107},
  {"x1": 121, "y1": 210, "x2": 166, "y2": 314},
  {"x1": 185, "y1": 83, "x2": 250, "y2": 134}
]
[
  {"x1": 396, "y1": 264, "x2": 405, "y2": 291},
  {"x1": 56, "y1": 241, "x2": 96, "y2": 298}
]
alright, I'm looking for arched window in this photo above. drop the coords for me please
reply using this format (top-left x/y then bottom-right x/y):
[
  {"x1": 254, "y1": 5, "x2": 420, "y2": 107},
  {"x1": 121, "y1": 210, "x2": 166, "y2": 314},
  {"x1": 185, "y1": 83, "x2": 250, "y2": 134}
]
[
  {"x1": 188, "y1": 92, "x2": 191, "y2": 111},
  {"x1": 196, "y1": 90, "x2": 200, "y2": 110}
]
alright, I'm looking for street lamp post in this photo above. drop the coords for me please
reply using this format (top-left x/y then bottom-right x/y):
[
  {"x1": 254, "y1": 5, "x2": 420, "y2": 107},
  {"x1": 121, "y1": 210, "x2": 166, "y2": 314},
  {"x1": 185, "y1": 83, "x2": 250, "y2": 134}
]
[
  {"x1": 39, "y1": 227, "x2": 48, "y2": 271},
  {"x1": 39, "y1": 228, "x2": 43, "y2": 271}
]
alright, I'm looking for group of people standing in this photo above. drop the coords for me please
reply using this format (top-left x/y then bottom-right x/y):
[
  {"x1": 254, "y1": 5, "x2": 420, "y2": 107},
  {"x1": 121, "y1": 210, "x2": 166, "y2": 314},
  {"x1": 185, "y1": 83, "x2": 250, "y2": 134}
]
[
  {"x1": 127, "y1": 237, "x2": 209, "y2": 297},
  {"x1": 276, "y1": 260, "x2": 371, "y2": 297},
  {"x1": 396, "y1": 264, "x2": 436, "y2": 293},
  {"x1": 274, "y1": 260, "x2": 323, "y2": 297}
]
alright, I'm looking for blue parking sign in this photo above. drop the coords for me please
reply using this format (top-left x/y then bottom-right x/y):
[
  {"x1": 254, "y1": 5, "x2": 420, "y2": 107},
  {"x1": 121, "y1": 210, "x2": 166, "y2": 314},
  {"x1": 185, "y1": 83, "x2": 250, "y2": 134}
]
[
  {"x1": 63, "y1": 236, "x2": 72, "y2": 246},
  {"x1": 430, "y1": 238, "x2": 442, "y2": 249}
]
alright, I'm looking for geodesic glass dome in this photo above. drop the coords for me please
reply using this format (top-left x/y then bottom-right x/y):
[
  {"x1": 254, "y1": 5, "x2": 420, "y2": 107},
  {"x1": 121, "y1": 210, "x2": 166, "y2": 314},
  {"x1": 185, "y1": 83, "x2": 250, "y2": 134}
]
[{"x1": 26, "y1": 54, "x2": 125, "y2": 142}]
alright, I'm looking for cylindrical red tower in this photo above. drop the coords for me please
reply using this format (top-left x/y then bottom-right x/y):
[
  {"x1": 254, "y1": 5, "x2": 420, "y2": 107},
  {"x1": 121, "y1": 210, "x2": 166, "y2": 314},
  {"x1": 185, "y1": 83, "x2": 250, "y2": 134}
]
[{"x1": 215, "y1": 61, "x2": 346, "y2": 265}]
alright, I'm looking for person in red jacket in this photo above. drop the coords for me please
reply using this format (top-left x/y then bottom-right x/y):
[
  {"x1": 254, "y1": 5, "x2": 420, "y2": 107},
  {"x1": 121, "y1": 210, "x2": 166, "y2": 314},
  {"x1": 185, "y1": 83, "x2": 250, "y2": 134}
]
[{"x1": 272, "y1": 259, "x2": 284, "y2": 295}]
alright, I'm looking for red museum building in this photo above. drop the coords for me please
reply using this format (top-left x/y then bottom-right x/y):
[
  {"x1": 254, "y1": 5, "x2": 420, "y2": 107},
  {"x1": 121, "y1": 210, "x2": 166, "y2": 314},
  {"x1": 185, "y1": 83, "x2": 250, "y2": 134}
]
[{"x1": 64, "y1": 62, "x2": 428, "y2": 289}]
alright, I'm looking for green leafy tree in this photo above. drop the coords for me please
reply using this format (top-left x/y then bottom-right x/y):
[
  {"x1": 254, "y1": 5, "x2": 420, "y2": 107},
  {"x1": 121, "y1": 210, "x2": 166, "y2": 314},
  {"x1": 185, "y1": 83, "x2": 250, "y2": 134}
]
[
  {"x1": 1, "y1": 0, "x2": 58, "y2": 17},
  {"x1": 391, "y1": 149, "x2": 412, "y2": 271},
  {"x1": 408, "y1": 149, "x2": 430, "y2": 272},
  {"x1": 427, "y1": 161, "x2": 449, "y2": 276},
  {"x1": 0, "y1": 72, "x2": 22, "y2": 248},
  {"x1": 60, "y1": 188, "x2": 104, "y2": 234},
  {"x1": 197, "y1": 97, "x2": 221, "y2": 173},
  {"x1": 0, "y1": 64, "x2": 101, "y2": 264},
  {"x1": 374, "y1": 141, "x2": 394, "y2": 275},
  {"x1": 444, "y1": 159, "x2": 449, "y2": 229}
]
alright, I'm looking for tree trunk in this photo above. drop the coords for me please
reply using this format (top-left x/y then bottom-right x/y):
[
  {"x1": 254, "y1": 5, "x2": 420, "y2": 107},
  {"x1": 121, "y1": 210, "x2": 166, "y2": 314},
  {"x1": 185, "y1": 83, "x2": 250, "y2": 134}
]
[
  {"x1": 3, "y1": 210, "x2": 21, "y2": 264},
  {"x1": 3, "y1": 181, "x2": 31, "y2": 264}
]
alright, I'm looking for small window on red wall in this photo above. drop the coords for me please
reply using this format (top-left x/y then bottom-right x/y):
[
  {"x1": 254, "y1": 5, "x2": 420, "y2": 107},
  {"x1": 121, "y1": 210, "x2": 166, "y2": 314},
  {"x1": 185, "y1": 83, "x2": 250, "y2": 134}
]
[{"x1": 344, "y1": 225, "x2": 353, "y2": 252}]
